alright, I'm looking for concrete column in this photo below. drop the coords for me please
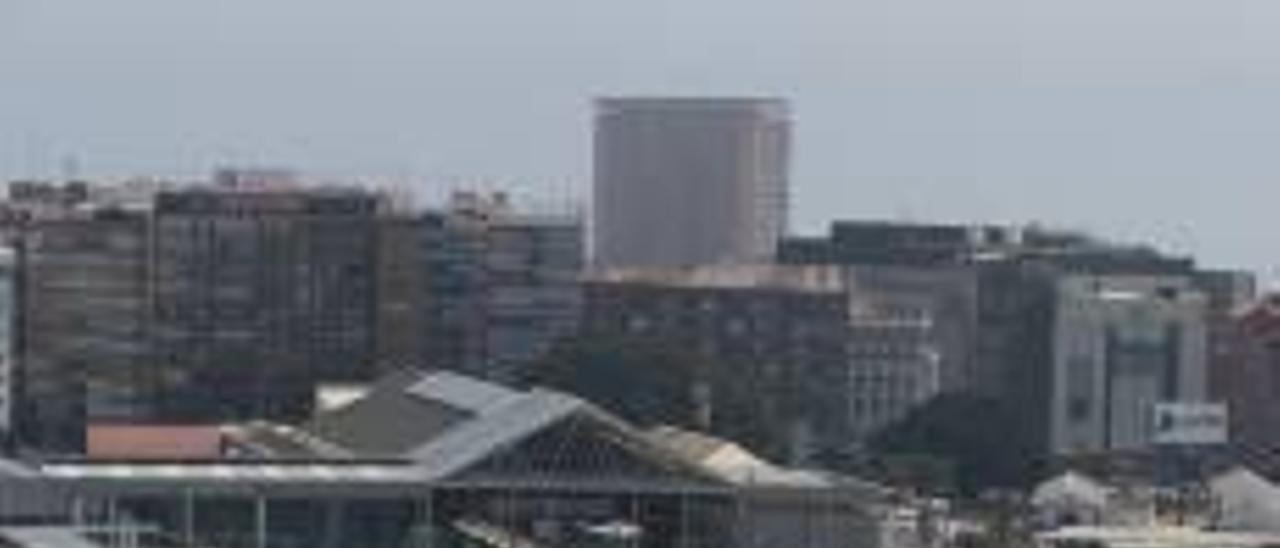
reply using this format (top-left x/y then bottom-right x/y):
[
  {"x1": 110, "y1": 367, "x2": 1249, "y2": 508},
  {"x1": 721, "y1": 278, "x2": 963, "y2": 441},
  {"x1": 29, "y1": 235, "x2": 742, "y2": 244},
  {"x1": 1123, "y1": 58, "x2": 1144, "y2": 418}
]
[
  {"x1": 679, "y1": 494, "x2": 691, "y2": 548},
  {"x1": 70, "y1": 495, "x2": 83, "y2": 528},
  {"x1": 254, "y1": 496, "x2": 268, "y2": 548},
  {"x1": 421, "y1": 492, "x2": 434, "y2": 548},
  {"x1": 106, "y1": 497, "x2": 118, "y2": 548},
  {"x1": 182, "y1": 490, "x2": 194, "y2": 548},
  {"x1": 322, "y1": 499, "x2": 343, "y2": 548},
  {"x1": 629, "y1": 496, "x2": 640, "y2": 548}
]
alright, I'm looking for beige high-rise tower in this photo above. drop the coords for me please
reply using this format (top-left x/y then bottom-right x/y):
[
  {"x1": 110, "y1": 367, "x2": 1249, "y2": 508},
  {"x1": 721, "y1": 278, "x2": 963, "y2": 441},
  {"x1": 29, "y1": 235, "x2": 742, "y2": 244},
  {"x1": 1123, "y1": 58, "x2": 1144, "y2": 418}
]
[{"x1": 593, "y1": 97, "x2": 790, "y2": 267}]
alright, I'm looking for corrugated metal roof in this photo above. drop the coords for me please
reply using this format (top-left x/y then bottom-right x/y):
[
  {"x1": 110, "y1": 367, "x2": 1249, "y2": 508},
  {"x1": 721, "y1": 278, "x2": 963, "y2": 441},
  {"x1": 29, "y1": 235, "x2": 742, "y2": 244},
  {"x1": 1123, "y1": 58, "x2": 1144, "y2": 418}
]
[
  {"x1": 41, "y1": 462, "x2": 415, "y2": 483},
  {"x1": 226, "y1": 422, "x2": 354, "y2": 459},
  {"x1": 0, "y1": 527, "x2": 102, "y2": 548},
  {"x1": 411, "y1": 390, "x2": 584, "y2": 481},
  {"x1": 308, "y1": 370, "x2": 471, "y2": 456},
  {"x1": 0, "y1": 458, "x2": 40, "y2": 479},
  {"x1": 647, "y1": 425, "x2": 891, "y2": 493},
  {"x1": 647, "y1": 426, "x2": 731, "y2": 462},
  {"x1": 405, "y1": 371, "x2": 522, "y2": 413}
]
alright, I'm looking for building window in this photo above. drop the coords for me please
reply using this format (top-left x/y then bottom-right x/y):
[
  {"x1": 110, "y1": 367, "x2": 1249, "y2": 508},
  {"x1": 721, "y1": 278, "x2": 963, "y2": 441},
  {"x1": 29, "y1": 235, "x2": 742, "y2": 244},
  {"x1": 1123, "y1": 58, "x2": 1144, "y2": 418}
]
[
  {"x1": 626, "y1": 315, "x2": 650, "y2": 334},
  {"x1": 1069, "y1": 397, "x2": 1091, "y2": 423}
]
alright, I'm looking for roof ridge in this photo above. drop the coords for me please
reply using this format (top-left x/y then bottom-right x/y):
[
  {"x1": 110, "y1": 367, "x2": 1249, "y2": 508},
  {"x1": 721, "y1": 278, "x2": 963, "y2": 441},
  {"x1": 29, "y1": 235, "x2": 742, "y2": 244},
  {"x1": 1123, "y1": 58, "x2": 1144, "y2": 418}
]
[{"x1": 409, "y1": 391, "x2": 584, "y2": 481}]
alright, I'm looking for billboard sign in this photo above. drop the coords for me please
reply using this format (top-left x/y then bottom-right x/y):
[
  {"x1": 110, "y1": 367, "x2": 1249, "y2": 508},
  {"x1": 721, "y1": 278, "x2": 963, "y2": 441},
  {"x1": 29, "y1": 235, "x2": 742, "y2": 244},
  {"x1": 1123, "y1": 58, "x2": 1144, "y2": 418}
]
[{"x1": 1152, "y1": 403, "x2": 1228, "y2": 445}]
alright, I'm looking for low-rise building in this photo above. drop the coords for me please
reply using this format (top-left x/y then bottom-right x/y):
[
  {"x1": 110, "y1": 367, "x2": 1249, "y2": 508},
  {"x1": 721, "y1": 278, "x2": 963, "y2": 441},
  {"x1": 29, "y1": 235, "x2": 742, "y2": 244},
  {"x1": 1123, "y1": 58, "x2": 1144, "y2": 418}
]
[
  {"x1": 0, "y1": 370, "x2": 889, "y2": 548},
  {"x1": 1031, "y1": 471, "x2": 1156, "y2": 529}
]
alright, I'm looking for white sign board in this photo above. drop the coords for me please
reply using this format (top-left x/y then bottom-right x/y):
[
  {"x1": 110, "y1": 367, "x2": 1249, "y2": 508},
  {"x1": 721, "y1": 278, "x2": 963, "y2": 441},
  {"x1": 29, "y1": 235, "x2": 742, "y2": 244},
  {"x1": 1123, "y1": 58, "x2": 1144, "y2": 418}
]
[{"x1": 1152, "y1": 403, "x2": 1228, "y2": 445}]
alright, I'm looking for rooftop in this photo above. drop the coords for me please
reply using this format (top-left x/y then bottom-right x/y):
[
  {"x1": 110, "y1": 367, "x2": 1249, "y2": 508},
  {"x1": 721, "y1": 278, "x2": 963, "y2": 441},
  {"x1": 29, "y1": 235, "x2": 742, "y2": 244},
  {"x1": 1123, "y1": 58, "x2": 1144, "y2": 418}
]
[
  {"x1": 585, "y1": 264, "x2": 846, "y2": 293},
  {"x1": 86, "y1": 425, "x2": 224, "y2": 461}
]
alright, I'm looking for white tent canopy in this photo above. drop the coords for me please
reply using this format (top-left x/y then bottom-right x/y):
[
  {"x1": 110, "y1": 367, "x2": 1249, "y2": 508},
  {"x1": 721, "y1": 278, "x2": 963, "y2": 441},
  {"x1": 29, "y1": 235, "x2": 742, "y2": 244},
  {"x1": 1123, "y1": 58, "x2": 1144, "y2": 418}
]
[
  {"x1": 1210, "y1": 467, "x2": 1280, "y2": 533},
  {"x1": 1033, "y1": 471, "x2": 1111, "y2": 509}
]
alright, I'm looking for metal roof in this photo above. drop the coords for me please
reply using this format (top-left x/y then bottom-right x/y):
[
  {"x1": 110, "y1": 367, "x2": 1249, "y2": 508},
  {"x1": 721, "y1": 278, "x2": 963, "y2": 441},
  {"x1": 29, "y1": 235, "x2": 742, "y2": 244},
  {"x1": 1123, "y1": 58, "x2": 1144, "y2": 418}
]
[
  {"x1": 0, "y1": 458, "x2": 40, "y2": 479},
  {"x1": 41, "y1": 462, "x2": 416, "y2": 484},
  {"x1": 0, "y1": 527, "x2": 102, "y2": 548},
  {"x1": 33, "y1": 372, "x2": 881, "y2": 498},
  {"x1": 405, "y1": 371, "x2": 522, "y2": 414},
  {"x1": 410, "y1": 389, "x2": 585, "y2": 481}
]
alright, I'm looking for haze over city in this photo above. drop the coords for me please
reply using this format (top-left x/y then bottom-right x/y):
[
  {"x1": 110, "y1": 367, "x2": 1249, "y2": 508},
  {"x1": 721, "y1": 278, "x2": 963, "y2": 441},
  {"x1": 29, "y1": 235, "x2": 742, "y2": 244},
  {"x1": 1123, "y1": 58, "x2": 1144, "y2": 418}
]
[
  {"x1": 3, "y1": 0, "x2": 1280, "y2": 277},
  {"x1": 11, "y1": 1, "x2": 1280, "y2": 545}
]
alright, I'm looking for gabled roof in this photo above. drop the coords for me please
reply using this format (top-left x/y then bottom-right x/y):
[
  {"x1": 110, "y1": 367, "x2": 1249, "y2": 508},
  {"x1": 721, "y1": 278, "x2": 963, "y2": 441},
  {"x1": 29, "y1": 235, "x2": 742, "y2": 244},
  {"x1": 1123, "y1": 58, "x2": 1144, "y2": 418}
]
[
  {"x1": 410, "y1": 389, "x2": 586, "y2": 481},
  {"x1": 308, "y1": 370, "x2": 474, "y2": 456},
  {"x1": 224, "y1": 422, "x2": 354, "y2": 459},
  {"x1": 647, "y1": 425, "x2": 891, "y2": 495},
  {"x1": 306, "y1": 370, "x2": 715, "y2": 484},
  {"x1": 1210, "y1": 466, "x2": 1280, "y2": 532},
  {"x1": 31, "y1": 372, "x2": 891, "y2": 501},
  {"x1": 404, "y1": 370, "x2": 522, "y2": 414}
]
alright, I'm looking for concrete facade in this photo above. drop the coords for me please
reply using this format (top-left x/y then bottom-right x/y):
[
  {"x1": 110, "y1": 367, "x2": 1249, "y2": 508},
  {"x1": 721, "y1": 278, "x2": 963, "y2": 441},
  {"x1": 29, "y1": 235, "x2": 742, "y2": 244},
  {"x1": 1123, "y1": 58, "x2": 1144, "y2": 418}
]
[
  {"x1": 582, "y1": 265, "x2": 851, "y2": 462},
  {"x1": 1050, "y1": 275, "x2": 1209, "y2": 455},
  {"x1": 0, "y1": 248, "x2": 16, "y2": 442},
  {"x1": 1219, "y1": 296, "x2": 1280, "y2": 453},
  {"x1": 17, "y1": 185, "x2": 407, "y2": 452},
  {"x1": 582, "y1": 264, "x2": 955, "y2": 458},
  {"x1": 593, "y1": 97, "x2": 789, "y2": 267},
  {"x1": 422, "y1": 192, "x2": 583, "y2": 381},
  {"x1": 844, "y1": 265, "x2": 978, "y2": 396},
  {"x1": 846, "y1": 303, "x2": 942, "y2": 444},
  {"x1": 20, "y1": 213, "x2": 152, "y2": 452},
  {"x1": 149, "y1": 188, "x2": 386, "y2": 421}
]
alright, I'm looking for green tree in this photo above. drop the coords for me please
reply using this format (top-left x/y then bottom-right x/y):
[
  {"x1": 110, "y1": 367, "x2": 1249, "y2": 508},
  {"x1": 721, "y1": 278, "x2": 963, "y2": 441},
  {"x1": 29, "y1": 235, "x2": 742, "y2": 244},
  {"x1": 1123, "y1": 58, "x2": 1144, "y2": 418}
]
[
  {"x1": 523, "y1": 335, "x2": 706, "y2": 429},
  {"x1": 523, "y1": 335, "x2": 804, "y2": 463},
  {"x1": 870, "y1": 393, "x2": 1044, "y2": 496}
]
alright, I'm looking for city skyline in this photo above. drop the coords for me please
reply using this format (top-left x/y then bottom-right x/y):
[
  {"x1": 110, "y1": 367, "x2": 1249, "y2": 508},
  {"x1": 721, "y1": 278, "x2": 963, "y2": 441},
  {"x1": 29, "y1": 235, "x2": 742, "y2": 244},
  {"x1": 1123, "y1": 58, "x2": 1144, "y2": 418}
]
[
  {"x1": 4, "y1": 0, "x2": 1280, "y2": 280},
  {"x1": 5, "y1": 2, "x2": 1280, "y2": 545}
]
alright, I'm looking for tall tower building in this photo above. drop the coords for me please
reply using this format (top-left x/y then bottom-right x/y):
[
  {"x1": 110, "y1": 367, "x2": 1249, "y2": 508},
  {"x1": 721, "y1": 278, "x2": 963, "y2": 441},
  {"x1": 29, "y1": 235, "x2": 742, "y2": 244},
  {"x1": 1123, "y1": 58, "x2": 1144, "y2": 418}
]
[{"x1": 593, "y1": 97, "x2": 790, "y2": 267}]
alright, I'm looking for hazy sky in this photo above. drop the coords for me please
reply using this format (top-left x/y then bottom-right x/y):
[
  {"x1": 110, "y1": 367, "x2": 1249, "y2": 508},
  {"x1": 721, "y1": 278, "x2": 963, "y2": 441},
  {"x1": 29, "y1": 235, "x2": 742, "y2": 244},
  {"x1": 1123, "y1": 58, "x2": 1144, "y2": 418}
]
[{"x1": 2, "y1": 0, "x2": 1279, "y2": 278}]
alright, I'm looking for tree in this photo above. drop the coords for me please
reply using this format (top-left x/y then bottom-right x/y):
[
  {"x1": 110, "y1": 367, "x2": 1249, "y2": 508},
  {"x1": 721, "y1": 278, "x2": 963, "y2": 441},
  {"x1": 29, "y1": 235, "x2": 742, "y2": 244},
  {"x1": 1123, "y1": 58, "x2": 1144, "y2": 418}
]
[
  {"x1": 870, "y1": 392, "x2": 1044, "y2": 496},
  {"x1": 522, "y1": 335, "x2": 706, "y2": 429},
  {"x1": 523, "y1": 335, "x2": 804, "y2": 462}
]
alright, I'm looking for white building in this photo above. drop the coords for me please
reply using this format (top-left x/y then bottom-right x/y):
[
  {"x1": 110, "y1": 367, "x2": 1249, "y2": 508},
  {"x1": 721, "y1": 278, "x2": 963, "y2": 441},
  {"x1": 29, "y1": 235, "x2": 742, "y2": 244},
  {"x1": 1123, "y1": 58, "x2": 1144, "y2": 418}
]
[
  {"x1": 1031, "y1": 471, "x2": 1156, "y2": 529},
  {"x1": 1050, "y1": 275, "x2": 1208, "y2": 455}
]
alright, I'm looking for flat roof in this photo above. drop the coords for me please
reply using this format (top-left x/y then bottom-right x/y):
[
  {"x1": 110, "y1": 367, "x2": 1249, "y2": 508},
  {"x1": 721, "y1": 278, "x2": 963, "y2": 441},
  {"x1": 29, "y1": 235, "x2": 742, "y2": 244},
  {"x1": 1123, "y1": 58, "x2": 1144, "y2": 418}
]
[
  {"x1": 586, "y1": 265, "x2": 846, "y2": 293},
  {"x1": 42, "y1": 462, "x2": 417, "y2": 484}
]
